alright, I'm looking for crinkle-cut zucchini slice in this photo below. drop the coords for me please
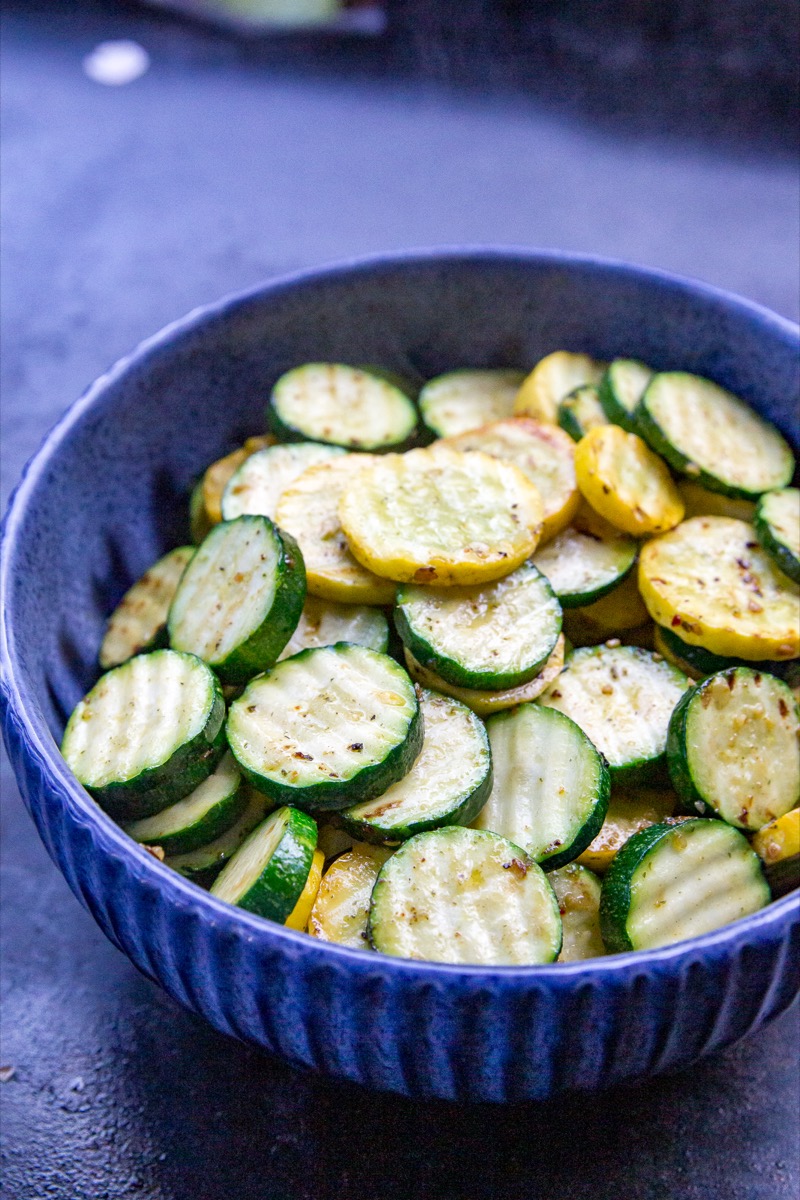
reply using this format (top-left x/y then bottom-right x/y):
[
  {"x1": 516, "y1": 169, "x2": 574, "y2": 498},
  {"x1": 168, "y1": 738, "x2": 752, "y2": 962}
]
[
  {"x1": 61, "y1": 650, "x2": 226, "y2": 822},
  {"x1": 638, "y1": 517, "x2": 800, "y2": 661},
  {"x1": 575, "y1": 424, "x2": 684, "y2": 536},
  {"x1": 221, "y1": 442, "x2": 345, "y2": 523},
  {"x1": 598, "y1": 359, "x2": 653, "y2": 432},
  {"x1": 268, "y1": 363, "x2": 418, "y2": 451},
  {"x1": 100, "y1": 546, "x2": 194, "y2": 670},
  {"x1": 752, "y1": 808, "x2": 800, "y2": 897},
  {"x1": 403, "y1": 633, "x2": 565, "y2": 716},
  {"x1": 168, "y1": 515, "x2": 306, "y2": 684},
  {"x1": 576, "y1": 787, "x2": 676, "y2": 873},
  {"x1": 558, "y1": 385, "x2": 608, "y2": 442},
  {"x1": 166, "y1": 788, "x2": 270, "y2": 883},
  {"x1": 653, "y1": 622, "x2": 798, "y2": 683},
  {"x1": 532, "y1": 503, "x2": 637, "y2": 608},
  {"x1": 226, "y1": 644, "x2": 422, "y2": 811},
  {"x1": 666, "y1": 668, "x2": 799, "y2": 831},
  {"x1": 279, "y1": 596, "x2": 389, "y2": 661},
  {"x1": 549, "y1": 863, "x2": 606, "y2": 961},
  {"x1": 210, "y1": 805, "x2": 318, "y2": 922},
  {"x1": 275, "y1": 455, "x2": 397, "y2": 605},
  {"x1": 538, "y1": 644, "x2": 690, "y2": 783},
  {"x1": 419, "y1": 368, "x2": 525, "y2": 438},
  {"x1": 442, "y1": 418, "x2": 579, "y2": 544},
  {"x1": 394, "y1": 561, "x2": 561, "y2": 690},
  {"x1": 473, "y1": 704, "x2": 609, "y2": 870},
  {"x1": 368, "y1": 826, "x2": 562, "y2": 965},
  {"x1": 308, "y1": 842, "x2": 394, "y2": 947},
  {"x1": 285, "y1": 847, "x2": 325, "y2": 930},
  {"x1": 201, "y1": 436, "x2": 274, "y2": 526},
  {"x1": 599, "y1": 818, "x2": 770, "y2": 953},
  {"x1": 339, "y1": 446, "x2": 544, "y2": 586},
  {"x1": 124, "y1": 751, "x2": 245, "y2": 856},
  {"x1": 561, "y1": 572, "x2": 651, "y2": 647},
  {"x1": 337, "y1": 688, "x2": 492, "y2": 844},
  {"x1": 755, "y1": 488, "x2": 800, "y2": 584},
  {"x1": 636, "y1": 372, "x2": 795, "y2": 498},
  {"x1": 677, "y1": 480, "x2": 756, "y2": 523},
  {"x1": 514, "y1": 351, "x2": 607, "y2": 425}
]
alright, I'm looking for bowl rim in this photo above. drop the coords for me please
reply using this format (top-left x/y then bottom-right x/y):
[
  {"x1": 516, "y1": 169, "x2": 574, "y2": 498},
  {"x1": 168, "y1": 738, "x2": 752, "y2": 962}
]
[{"x1": 2, "y1": 244, "x2": 799, "y2": 983}]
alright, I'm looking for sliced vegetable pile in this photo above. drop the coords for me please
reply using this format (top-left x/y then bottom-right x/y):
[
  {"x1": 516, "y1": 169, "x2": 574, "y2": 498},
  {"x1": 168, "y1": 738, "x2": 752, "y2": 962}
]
[{"x1": 61, "y1": 354, "x2": 800, "y2": 966}]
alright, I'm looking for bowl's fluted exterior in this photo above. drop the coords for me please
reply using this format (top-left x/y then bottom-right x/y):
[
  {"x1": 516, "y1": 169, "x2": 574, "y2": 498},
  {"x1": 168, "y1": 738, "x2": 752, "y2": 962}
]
[{"x1": 2, "y1": 249, "x2": 799, "y2": 1101}]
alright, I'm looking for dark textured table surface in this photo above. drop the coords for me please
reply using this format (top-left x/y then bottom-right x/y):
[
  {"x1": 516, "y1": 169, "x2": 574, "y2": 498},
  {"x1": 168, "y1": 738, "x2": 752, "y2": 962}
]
[{"x1": 1, "y1": 6, "x2": 799, "y2": 1198}]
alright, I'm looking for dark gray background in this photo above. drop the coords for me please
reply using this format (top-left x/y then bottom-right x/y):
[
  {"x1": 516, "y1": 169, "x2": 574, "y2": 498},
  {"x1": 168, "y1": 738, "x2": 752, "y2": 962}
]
[{"x1": 1, "y1": 5, "x2": 798, "y2": 1198}]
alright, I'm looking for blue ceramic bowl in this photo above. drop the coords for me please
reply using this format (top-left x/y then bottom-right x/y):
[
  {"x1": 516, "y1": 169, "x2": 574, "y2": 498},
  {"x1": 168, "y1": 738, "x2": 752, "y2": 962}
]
[{"x1": 2, "y1": 249, "x2": 798, "y2": 1102}]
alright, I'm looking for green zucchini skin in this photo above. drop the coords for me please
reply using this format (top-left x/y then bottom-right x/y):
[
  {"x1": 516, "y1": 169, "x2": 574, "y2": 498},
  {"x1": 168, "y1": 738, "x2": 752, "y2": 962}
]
[
  {"x1": 557, "y1": 384, "x2": 608, "y2": 442},
  {"x1": 226, "y1": 644, "x2": 423, "y2": 812},
  {"x1": 532, "y1": 520, "x2": 638, "y2": 609},
  {"x1": 393, "y1": 563, "x2": 562, "y2": 690},
  {"x1": 124, "y1": 752, "x2": 246, "y2": 855},
  {"x1": 599, "y1": 818, "x2": 770, "y2": 953},
  {"x1": 210, "y1": 806, "x2": 318, "y2": 922},
  {"x1": 335, "y1": 689, "x2": 492, "y2": 844},
  {"x1": 755, "y1": 489, "x2": 800, "y2": 584},
  {"x1": 666, "y1": 668, "x2": 800, "y2": 831},
  {"x1": 166, "y1": 789, "x2": 271, "y2": 884},
  {"x1": 168, "y1": 516, "x2": 307, "y2": 685},
  {"x1": 61, "y1": 650, "x2": 227, "y2": 822},
  {"x1": 598, "y1": 359, "x2": 653, "y2": 433}
]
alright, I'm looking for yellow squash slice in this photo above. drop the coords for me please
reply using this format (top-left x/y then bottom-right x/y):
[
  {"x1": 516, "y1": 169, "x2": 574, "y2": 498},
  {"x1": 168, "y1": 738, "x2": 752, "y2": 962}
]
[
  {"x1": 338, "y1": 446, "x2": 544, "y2": 586},
  {"x1": 638, "y1": 516, "x2": 800, "y2": 660},
  {"x1": 276, "y1": 455, "x2": 396, "y2": 605},
  {"x1": 576, "y1": 788, "x2": 677, "y2": 873},
  {"x1": 284, "y1": 848, "x2": 325, "y2": 931},
  {"x1": 514, "y1": 351, "x2": 606, "y2": 425},
  {"x1": 308, "y1": 842, "x2": 394, "y2": 947},
  {"x1": 752, "y1": 809, "x2": 800, "y2": 869},
  {"x1": 403, "y1": 634, "x2": 565, "y2": 715},
  {"x1": 442, "y1": 418, "x2": 580, "y2": 543},
  {"x1": 575, "y1": 424, "x2": 684, "y2": 536}
]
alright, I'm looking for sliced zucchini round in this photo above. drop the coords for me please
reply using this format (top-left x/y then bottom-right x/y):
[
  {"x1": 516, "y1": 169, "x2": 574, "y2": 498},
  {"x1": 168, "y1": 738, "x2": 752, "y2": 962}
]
[
  {"x1": 308, "y1": 842, "x2": 394, "y2": 948},
  {"x1": 473, "y1": 704, "x2": 609, "y2": 869},
  {"x1": 575, "y1": 424, "x2": 684, "y2": 536},
  {"x1": 599, "y1": 818, "x2": 770, "y2": 953},
  {"x1": 278, "y1": 596, "x2": 389, "y2": 661},
  {"x1": 124, "y1": 751, "x2": 245, "y2": 855},
  {"x1": 165, "y1": 788, "x2": 270, "y2": 883},
  {"x1": 336, "y1": 688, "x2": 492, "y2": 844},
  {"x1": 636, "y1": 372, "x2": 795, "y2": 498},
  {"x1": 201, "y1": 436, "x2": 274, "y2": 526},
  {"x1": 285, "y1": 847, "x2": 325, "y2": 931},
  {"x1": 338, "y1": 446, "x2": 544, "y2": 586},
  {"x1": 418, "y1": 368, "x2": 525, "y2": 438},
  {"x1": 368, "y1": 826, "x2": 562, "y2": 965},
  {"x1": 755, "y1": 488, "x2": 800, "y2": 584},
  {"x1": 441, "y1": 418, "x2": 580, "y2": 544},
  {"x1": 548, "y1": 863, "x2": 606, "y2": 961},
  {"x1": 561, "y1": 571, "x2": 651, "y2": 645},
  {"x1": 61, "y1": 650, "x2": 227, "y2": 821},
  {"x1": 752, "y1": 808, "x2": 800, "y2": 897},
  {"x1": 226, "y1": 644, "x2": 422, "y2": 811},
  {"x1": 666, "y1": 668, "x2": 799, "y2": 831},
  {"x1": 514, "y1": 351, "x2": 606, "y2": 425},
  {"x1": 575, "y1": 786, "x2": 677, "y2": 873},
  {"x1": 210, "y1": 805, "x2": 318, "y2": 922},
  {"x1": 394, "y1": 561, "x2": 561, "y2": 690},
  {"x1": 532, "y1": 504, "x2": 637, "y2": 608},
  {"x1": 558, "y1": 384, "x2": 608, "y2": 442},
  {"x1": 168, "y1": 515, "x2": 306, "y2": 684},
  {"x1": 221, "y1": 442, "x2": 345, "y2": 523},
  {"x1": 268, "y1": 363, "x2": 418, "y2": 451},
  {"x1": 638, "y1": 516, "x2": 800, "y2": 661},
  {"x1": 538, "y1": 644, "x2": 690, "y2": 783},
  {"x1": 652, "y1": 622, "x2": 797, "y2": 682},
  {"x1": 598, "y1": 359, "x2": 653, "y2": 432},
  {"x1": 275, "y1": 455, "x2": 397, "y2": 605},
  {"x1": 402, "y1": 633, "x2": 565, "y2": 715},
  {"x1": 99, "y1": 545, "x2": 194, "y2": 670}
]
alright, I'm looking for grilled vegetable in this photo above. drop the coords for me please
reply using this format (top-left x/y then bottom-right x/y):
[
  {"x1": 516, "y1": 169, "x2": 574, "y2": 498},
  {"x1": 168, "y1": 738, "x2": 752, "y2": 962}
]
[
  {"x1": 598, "y1": 359, "x2": 653, "y2": 432},
  {"x1": 201, "y1": 436, "x2": 274, "y2": 526},
  {"x1": 562, "y1": 572, "x2": 651, "y2": 646},
  {"x1": 677, "y1": 480, "x2": 756, "y2": 523},
  {"x1": 308, "y1": 842, "x2": 394, "y2": 947},
  {"x1": 473, "y1": 703, "x2": 609, "y2": 870},
  {"x1": 574, "y1": 424, "x2": 684, "y2": 536},
  {"x1": 221, "y1": 442, "x2": 344, "y2": 522},
  {"x1": 165, "y1": 788, "x2": 270, "y2": 883},
  {"x1": 636, "y1": 372, "x2": 794, "y2": 498},
  {"x1": 419, "y1": 368, "x2": 525, "y2": 438},
  {"x1": 751, "y1": 809, "x2": 800, "y2": 896},
  {"x1": 124, "y1": 751, "x2": 245, "y2": 855},
  {"x1": 599, "y1": 818, "x2": 770, "y2": 952},
  {"x1": 549, "y1": 863, "x2": 606, "y2": 961},
  {"x1": 368, "y1": 826, "x2": 562, "y2": 965},
  {"x1": 652, "y1": 623, "x2": 799, "y2": 683},
  {"x1": 279, "y1": 596, "x2": 389, "y2": 660},
  {"x1": 514, "y1": 351, "x2": 606, "y2": 425},
  {"x1": 284, "y1": 848, "x2": 325, "y2": 930},
  {"x1": 210, "y1": 805, "x2": 318, "y2": 922},
  {"x1": 558, "y1": 385, "x2": 608, "y2": 441},
  {"x1": 168, "y1": 515, "x2": 306, "y2": 684},
  {"x1": 576, "y1": 787, "x2": 676, "y2": 873},
  {"x1": 754, "y1": 488, "x2": 800, "y2": 584},
  {"x1": 99, "y1": 545, "x2": 194, "y2": 669},
  {"x1": 531, "y1": 504, "x2": 637, "y2": 608},
  {"x1": 268, "y1": 363, "x2": 417, "y2": 451}
]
